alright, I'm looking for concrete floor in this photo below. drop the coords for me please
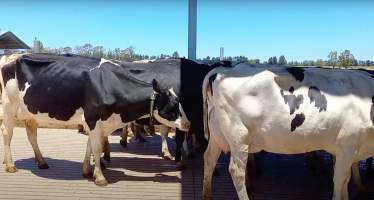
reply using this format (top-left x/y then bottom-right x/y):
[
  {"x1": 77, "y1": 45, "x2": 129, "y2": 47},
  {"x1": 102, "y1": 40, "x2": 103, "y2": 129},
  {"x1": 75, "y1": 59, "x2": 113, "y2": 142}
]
[{"x1": 1, "y1": 127, "x2": 374, "y2": 199}]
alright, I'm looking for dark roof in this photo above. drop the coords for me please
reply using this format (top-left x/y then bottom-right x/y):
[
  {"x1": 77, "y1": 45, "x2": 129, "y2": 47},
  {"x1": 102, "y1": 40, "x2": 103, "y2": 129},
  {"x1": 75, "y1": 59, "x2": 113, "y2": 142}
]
[{"x1": 0, "y1": 31, "x2": 30, "y2": 49}]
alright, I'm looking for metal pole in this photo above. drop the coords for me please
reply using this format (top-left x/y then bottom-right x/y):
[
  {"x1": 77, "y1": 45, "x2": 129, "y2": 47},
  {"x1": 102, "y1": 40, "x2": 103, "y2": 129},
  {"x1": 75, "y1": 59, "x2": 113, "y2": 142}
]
[
  {"x1": 220, "y1": 47, "x2": 224, "y2": 61},
  {"x1": 188, "y1": 0, "x2": 197, "y2": 60}
]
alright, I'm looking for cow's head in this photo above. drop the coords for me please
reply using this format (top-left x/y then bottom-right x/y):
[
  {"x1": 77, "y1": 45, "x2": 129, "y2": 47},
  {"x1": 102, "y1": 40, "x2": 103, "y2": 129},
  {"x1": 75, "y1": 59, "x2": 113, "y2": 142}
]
[{"x1": 152, "y1": 79, "x2": 190, "y2": 131}]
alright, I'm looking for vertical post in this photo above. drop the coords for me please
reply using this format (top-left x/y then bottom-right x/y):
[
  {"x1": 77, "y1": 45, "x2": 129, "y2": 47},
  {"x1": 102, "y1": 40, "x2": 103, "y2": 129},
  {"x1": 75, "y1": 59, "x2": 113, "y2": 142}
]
[
  {"x1": 220, "y1": 47, "x2": 224, "y2": 61},
  {"x1": 188, "y1": 0, "x2": 197, "y2": 60}
]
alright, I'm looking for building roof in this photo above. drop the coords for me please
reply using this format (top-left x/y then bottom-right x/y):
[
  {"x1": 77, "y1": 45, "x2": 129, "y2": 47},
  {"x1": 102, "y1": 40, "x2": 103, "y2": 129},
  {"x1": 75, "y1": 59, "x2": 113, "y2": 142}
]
[{"x1": 0, "y1": 31, "x2": 30, "y2": 49}]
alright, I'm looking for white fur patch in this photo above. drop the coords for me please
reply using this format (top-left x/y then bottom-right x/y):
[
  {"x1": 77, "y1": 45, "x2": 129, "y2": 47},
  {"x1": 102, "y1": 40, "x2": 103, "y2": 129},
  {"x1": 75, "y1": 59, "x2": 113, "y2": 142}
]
[
  {"x1": 24, "y1": 82, "x2": 31, "y2": 92},
  {"x1": 89, "y1": 58, "x2": 119, "y2": 72},
  {"x1": 169, "y1": 88, "x2": 178, "y2": 98},
  {"x1": 153, "y1": 108, "x2": 190, "y2": 132}
]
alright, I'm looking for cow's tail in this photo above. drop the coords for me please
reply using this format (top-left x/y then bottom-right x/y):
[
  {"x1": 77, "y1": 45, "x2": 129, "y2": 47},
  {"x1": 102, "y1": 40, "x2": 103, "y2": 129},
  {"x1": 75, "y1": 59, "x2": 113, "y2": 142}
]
[
  {"x1": 0, "y1": 54, "x2": 25, "y2": 93},
  {"x1": 202, "y1": 72, "x2": 211, "y2": 141},
  {"x1": 0, "y1": 55, "x2": 7, "y2": 97},
  {"x1": 202, "y1": 69, "x2": 222, "y2": 141}
]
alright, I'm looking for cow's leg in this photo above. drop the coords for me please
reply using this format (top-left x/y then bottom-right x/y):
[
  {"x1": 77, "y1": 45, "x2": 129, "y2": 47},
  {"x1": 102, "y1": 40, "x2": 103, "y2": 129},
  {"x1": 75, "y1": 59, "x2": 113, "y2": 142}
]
[
  {"x1": 82, "y1": 137, "x2": 93, "y2": 178},
  {"x1": 333, "y1": 153, "x2": 353, "y2": 200},
  {"x1": 25, "y1": 120, "x2": 49, "y2": 169},
  {"x1": 89, "y1": 128, "x2": 108, "y2": 186},
  {"x1": 175, "y1": 129, "x2": 185, "y2": 170},
  {"x1": 102, "y1": 136, "x2": 110, "y2": 162},
  {"x1": 202, "y1": 138, "x2": 221, "y2": 200},
  {"x1": 229, "y1": 150, "x2": 249, "y2": 200},
  {"x1": 366, "y1": 157, "x2": 373, "y2": 172},
  {"x1": 352, "y1": 162, "x2": 365, "y2": 191},
  {"x1": 246, "y1": 153, "x2": 255, "y2": 192},
  {"x1": 1, "y1": 120, "x2": 17, "y2": 173},
  {"x1": 134, "y1": 123, "x2": 147, "y2": 143},
  {"x1": 144, "y1": 124, "x2": 155, "y2": 136},
  {"x1": 120, "y1": 125, "x2": 129, "y2": 147},
  {"x1": 78, "y1": 124, "x2": 86, "y2": 134},
  {"x1": 183, "y1": 133, "x2": 191, "y2": 158},
  {"x1": 160, "y1": 125, "x2": 173, "y2": 160},
  {"x1": 1, "y1": 110, "x2": 17, "y2": 173}
]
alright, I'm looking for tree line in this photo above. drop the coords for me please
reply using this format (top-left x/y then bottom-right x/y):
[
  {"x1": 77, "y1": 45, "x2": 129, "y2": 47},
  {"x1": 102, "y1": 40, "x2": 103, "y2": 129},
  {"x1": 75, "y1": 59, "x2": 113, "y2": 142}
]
[
  {"x1": 200, "y1": 50, "x2": 374, "y2": 68},
  {"x1": 39, "y1": 43, "x2": 180, "y2": 62},
  {"x1": 39, "y1": 43, "x2": 373, "y2": 68}
]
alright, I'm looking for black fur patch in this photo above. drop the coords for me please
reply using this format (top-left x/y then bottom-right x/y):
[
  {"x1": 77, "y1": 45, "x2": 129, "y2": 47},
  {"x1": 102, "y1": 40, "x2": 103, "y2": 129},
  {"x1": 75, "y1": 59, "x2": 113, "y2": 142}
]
[
  {"x1": 208, "y1": 73, "x2": 218, "y2": 95},
  {"x1": 291, "y1": 113, "x2": 305, "y2": 132},
  {"x1": 280, "y1": 89, "x2": 304, "y2": 115},
  {"x1": 371, "y1": 96, "x2": 374, "y2": 126},
  {"x1": 289, "y1": 86, "x2": 295, "y2": 93},
  {"x1": 286, "y1": 67, "x2": 305, "y2": 82},
  {"x1": 308, "y1": 86, "x2": 327, "y2": 112},
  {"x1": 129, "y1": 69, "x2": 144, "y2": 74}
]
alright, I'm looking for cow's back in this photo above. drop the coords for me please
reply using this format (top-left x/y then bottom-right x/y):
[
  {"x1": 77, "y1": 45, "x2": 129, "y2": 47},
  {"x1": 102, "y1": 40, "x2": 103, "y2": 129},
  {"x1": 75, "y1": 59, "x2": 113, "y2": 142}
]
[
  {"x1": 207, "y1": 65, "x2": 374, "y2": 154},
  {"x1": 0, "y1": 54, "x2": 99, "y2": 126}
]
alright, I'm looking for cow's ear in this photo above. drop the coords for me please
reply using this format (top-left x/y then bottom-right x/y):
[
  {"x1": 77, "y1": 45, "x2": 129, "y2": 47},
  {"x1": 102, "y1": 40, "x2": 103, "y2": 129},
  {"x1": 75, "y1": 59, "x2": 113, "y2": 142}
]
[{"x1": 152, "y1": 79, "x2": 161, "y2": 93}]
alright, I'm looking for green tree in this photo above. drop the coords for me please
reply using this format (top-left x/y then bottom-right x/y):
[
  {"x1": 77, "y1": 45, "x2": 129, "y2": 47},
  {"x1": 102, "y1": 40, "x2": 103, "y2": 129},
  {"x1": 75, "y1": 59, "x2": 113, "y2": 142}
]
[
  {"x1": 268, "y1": 56, "x2": 277, "y2": 65},
  {"x1": 62, "y1": 46, "x2": 72, "y2": 54},
  {"x1": 172, "y1": 51, "x2": 179, "y2": 58},
  {"x1": 328, "y1": 51, "x2": 337, "y2": 68},
  {"x1": 106, "y1": 49, "x2": 114, "y2": 59},
  {"x1": 338, "y1": 50, "x2": 355, "y2": 69},
  {"x1": 82, "y1": 43, "x2": 93, "y2": 56},
  {"x1": 268, "y1": 57, "x2": 273, "y2": 64},
  {"x1": 315, "y1": 59, "x2": 325, "y2": 67},
  {"x1": 248, "y1": 59, "x2": 260, "y2": 64},
  {"x1": 92, "y1": 46, "x2": 105, "y2": 58},
  {"x1": 272, "y1": 56, "x2": 278, "y2": 65},
  {"x1": 278, "y1": 55, "x2": 287, "y2": 65}
]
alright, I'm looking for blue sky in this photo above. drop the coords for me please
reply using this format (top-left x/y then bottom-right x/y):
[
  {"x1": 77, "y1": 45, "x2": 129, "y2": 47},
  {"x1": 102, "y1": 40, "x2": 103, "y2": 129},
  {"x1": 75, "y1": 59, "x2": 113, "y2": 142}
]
[{"x1": 0, "y1": 0, "x2": 373, "y2": 61}]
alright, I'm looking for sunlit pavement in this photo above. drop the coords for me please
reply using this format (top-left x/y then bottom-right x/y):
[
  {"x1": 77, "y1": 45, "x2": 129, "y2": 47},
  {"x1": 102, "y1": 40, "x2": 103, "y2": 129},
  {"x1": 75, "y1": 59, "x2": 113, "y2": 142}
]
[{"x1": 1, "y1": 128, "x2": 374, "y2": 199}]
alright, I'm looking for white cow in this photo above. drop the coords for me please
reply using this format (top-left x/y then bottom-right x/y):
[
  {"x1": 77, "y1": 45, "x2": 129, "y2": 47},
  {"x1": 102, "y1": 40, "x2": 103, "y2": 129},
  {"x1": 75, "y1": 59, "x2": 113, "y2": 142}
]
[{"x1": 202, "y1": 64, "x2": 374, "y2": 200}]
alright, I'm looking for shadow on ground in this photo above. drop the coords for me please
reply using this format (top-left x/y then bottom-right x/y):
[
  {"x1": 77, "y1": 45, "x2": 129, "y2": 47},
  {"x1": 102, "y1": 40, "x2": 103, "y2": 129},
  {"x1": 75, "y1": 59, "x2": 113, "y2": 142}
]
[{"x1": 15, "y1": 156, "x2": 181, "y2": 184}]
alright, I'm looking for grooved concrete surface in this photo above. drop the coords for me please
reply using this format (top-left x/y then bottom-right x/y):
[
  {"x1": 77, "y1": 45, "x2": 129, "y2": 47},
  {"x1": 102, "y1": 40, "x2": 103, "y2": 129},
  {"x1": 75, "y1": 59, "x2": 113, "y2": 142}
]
[
  {"x1": 0, "y1": 128, "x2": 236, "y2": 200},
  {"x1": 1, "y1": 128, "x2": 374, "y2": 200}
]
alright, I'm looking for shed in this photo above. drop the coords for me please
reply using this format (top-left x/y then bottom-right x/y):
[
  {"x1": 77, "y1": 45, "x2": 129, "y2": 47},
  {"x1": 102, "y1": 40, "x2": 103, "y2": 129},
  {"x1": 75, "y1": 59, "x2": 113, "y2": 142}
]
[{"x1": 0, "y1": 31, "x2": 30, "y2": 50}]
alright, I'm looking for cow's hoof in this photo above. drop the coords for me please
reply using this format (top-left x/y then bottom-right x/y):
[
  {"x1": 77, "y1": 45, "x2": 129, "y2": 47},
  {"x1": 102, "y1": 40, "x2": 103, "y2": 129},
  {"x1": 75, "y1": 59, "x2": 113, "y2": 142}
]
[
  {"x1": 120, "y1": 139, "x2": 127, "y2": 148},
  {"x1": 203, "y1": 194, "x2": 212, "y2": 200},
  {"x1": 176, "y1": 161, "x2": 186, "y2": 171},
  {"x1": 162, "y1": 153, "x2": 174, "y2": 160},
  {"x1": 103, "y1": 154, "x2": 111, "y2": 162},
  {"x1": 83, "y1": 172, "x2": 93, "y2": 178},
  {"x1": 38, "y1": 163, "x2": 49, "y2": 169},
  {"x1": 95, "y1": 179, "x2": 108, "y2": 186},
  {"x1": 5, "y1": 166, "x2": 18, "y2": 173}
]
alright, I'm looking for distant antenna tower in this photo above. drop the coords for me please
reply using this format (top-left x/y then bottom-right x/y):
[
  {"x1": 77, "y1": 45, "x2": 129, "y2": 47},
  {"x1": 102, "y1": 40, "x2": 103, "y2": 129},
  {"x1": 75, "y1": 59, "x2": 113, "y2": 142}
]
[{"x1": 220, "y1": 47, "x2": 224, "y2": 61}]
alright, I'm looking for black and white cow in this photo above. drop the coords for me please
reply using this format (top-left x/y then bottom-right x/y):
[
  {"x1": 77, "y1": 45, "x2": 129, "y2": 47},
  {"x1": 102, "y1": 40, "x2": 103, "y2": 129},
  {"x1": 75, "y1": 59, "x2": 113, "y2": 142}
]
[
  {"x1": 202, "y1": 64, "x2": 374, "y2": 200},
  {"x1": 0, "y1": 53, "x2": 189, "y2": 186},
  {"x1": 0, "y1": 53, "x2": 229, "y2": 186},
  {"x1": 119, "y1": 120, "x2": 192, "y2": 161}
]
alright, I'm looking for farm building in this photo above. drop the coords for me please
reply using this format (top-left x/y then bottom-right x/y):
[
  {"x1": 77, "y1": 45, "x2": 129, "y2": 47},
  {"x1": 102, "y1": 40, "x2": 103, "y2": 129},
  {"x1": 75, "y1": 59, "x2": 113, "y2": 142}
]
[{"x1": 0, "y1": 30, "x2": 30, "y2": 56}]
